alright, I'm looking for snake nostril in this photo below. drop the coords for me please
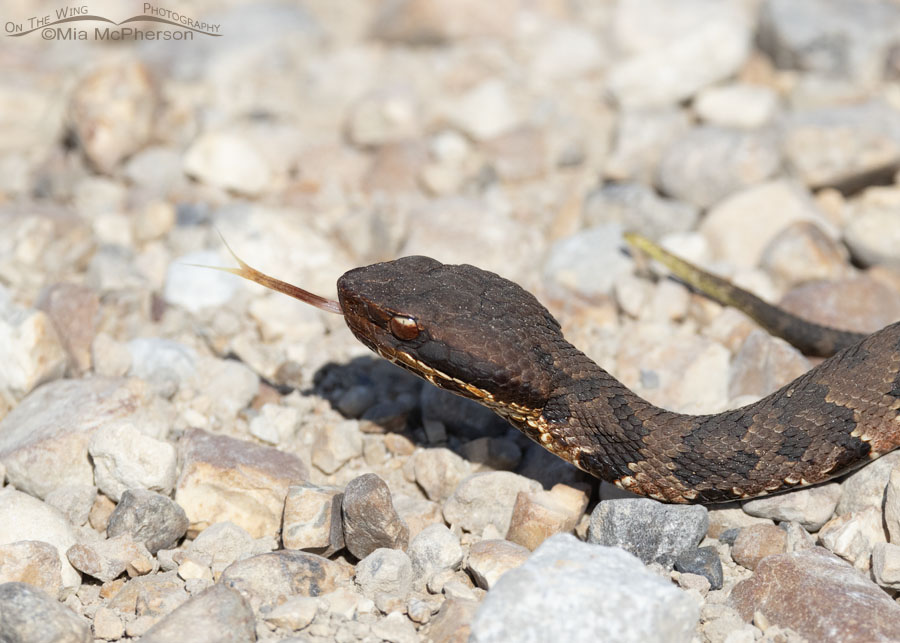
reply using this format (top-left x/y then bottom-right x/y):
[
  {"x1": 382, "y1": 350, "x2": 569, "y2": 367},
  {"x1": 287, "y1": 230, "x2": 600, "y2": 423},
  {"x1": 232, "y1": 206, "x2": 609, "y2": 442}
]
[{"x1": 390, "y1": 315, "x2": 420, "y2": 340}]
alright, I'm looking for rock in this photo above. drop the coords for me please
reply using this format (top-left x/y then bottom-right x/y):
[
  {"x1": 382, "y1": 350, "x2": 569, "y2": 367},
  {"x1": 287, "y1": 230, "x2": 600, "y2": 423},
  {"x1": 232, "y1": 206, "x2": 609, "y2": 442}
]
[
  {"x1": 107, "y1": 489, "x2": 189, "y2": 555},
  {"x1": 35, "y1": 283, "x2": 99, "y2": 374},
  {"x1": 89, "y1": 494, "x2": 116, "y2": 533},
  {"x1": 543, "y1": 224, "x2": 634, "y2": 299},
  {"x1": 759, "y1": 221, "x2": 850, "y2": 289},
  {"x1": 707, "y1": 504, "x2": 774, "y2": 539},
  {"x1": 818, "y1": 506, "x2": 886, "y2": 571},
  {"x1": 505, "y1": 484, "x2": 589, "y2": 551},
  {"x1": 346, "y1": 87, "x2": 421, "y2": 147},
  {"x1": 183, "y1": 131, "x2": 271, "y2": 196},
  {"x1": 311, "y1": 420, "x2": 363, "y2": 474},
  {"x1": 44, "y1": 485, "x2": 96, "y2": 527},
  {"x1": 68, "y1": 62, "x2": 155, "y2": 174},
  {"x1": 91, "y1": 333, "x2": 131, "y2": 378},
  {"x1": 445, "y1": 79, "x2": 520, "y2": 141},
  {"x1": 781, "y1": 101, "x2": 900, "y2": 191},
  {"x1": 92, "y1": 606, "x2": 124, "y2": 640},
  {"x1": 420, "y1": 597, "x2": 479, "y2": 643},
  {"x1": 741, "y1": 483, "x2": 840, "y2": 532},
  {"x1": 730, "y1": 547, "x2": 900, "y2": 642},
  {"x1": 363, "y1": 140, "x2": 427, "y2": 193},
  {"x1": 583, "y1": 182, "x2": 699, "y2": 240},
  {"x1": 605, "y1": 108, "x2": 691, "y2": 182},
  {"x1": 407, "y1": 524, "x2": 463, "y2": 586},
  {"x1": 470, "y1": 534, "x2": 698, "y2": 643},
  {"x1": 731, "y1": 524, "x2": 788, "y2": 571},
  {"x1": 248, "y1": 403, "x2": 301, "y2": 445},
  {"x1": 442, "y1": 471, "x2": 542, "y2": 535},
  {"x1": 66, "y1": 535, "x2": 154, "y2": 582},
  {"x1": 700, "y1": 179, "x2": 834, "y2": 268},
  {"x1": 0, "y1": 488, "x2": 80, "y2": 589},
  {"x1": 657, "y1": 126, "x2": 781, "y2": 209},
  {"x1": 459, "y1": 437, "x2": 521, "y2": 472},
  {"x1": 0, "y1": 582, "x2": 90, "y2": 643},
  {"x1": 392, "y1": 494, "x2": 442, "y2": 541},
  {"x1": 533, "y1": 24, "x2": 604, "y2": 81},
  {"x1": 105, "y1": 570, "x2": 188, "y2": 617},
  {"x1": 412, "y1": 448, "x2": 472, "y2": 502},
  {"x1": 465, "y1": 539, "x2": 530, "y2": 590},
  {"x1": 693, "y1": 83, "x2": 779, "y2": 129},
  {"x1": 674, "y1": 546, "x2": 724, "y2": 590},
  {"x1": 187, "y1": 522, "x2": 257, "y2": 578},
  {"x1": 282, "y1": 483, "x2": 344, "y2": 556},
  {"x1": 727, "y1": 331, "x2": 811, "y2": 400},
  {"x1": 341, "y1": 473, "x2": 409, "y2": 559},
  {"x1": 175, "y1": 428, "x2": 307, "y2": 539},
  {"x1": 0, "y1": 541, "x2": 63, "y2": 597},
  {"x1": 335, "y1": 385, "x2": 377, "y2": 419},
  {"x1": 263, "y1": 595, "x2": 318, "y2": 631},
  {"x1": 844, "y1": 201, "x2": 900, "y2": 268},
  {"x1": 88, "y1": 423, "x2": 177, "y2": 502},
  {"x1": 0, "y1": 305, "x2": 66, "y2": 401},
  {"x1": 164, "y1": 252, "x2": 240, "y2": 314},
  {"x1": 882, "y1": 465, "x2": 900, "y2": 541},
  {"x1": 355, "y1": 548, "x2": 413, "y2": 610},
  {"x1": 219, "y1": 550, "x2": 348, "y2": 612},
  {"x1": 778, "y1": 275, "x2": 900, "y2": 334},
  {"x1": 607, "y1": 0, "x2": 751, "y2": 107},
  {"x1": 139, "y1": 584, "x2": 255, "y2": 643},
  {"x1": 480, "y1": 126, "x2": 547, "y2": 183},
  {"x1": 872, "y1": 542, "x2": 900, "y2": 589},
  {"x1": 0, "y1": 377, "x2": 167, "y2": 499},
  {"x1": 371, "y1": 0, "x2": 518, "y2": 43},
  {"x1": 782, "y1": 520, "x2": 817, "y2": 552},
  {"x1": 371, "y1": 612, "x2": 419, "y2": 643},
  {"x1": 587, "y1": 498, "x2": 708, "y2": 569},
  {"x1": 127, "y1": 337, "x2": 197, "y2": 398}
]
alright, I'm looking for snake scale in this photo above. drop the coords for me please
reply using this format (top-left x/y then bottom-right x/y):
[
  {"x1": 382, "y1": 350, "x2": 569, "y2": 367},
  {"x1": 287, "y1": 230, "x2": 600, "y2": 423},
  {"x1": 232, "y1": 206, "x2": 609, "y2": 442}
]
[{"x1": 209, "y1": 235, "x2": 900, "y2": 504}]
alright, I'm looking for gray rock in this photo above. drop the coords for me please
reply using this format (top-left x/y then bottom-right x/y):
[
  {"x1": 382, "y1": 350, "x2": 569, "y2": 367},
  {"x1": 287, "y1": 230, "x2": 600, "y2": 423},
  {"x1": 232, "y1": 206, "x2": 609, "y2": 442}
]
[
  {"x1": 588, "y1": 498, "x2": 708, "y2": 568},
  {"x1": 872, "y1": 542, "x2": 900, "y2": 590},
  {"x1": 34, "y1": 282, "x2": 99, "y2": 374},
  {"x1": 583, "y1": 182, "x2": 699, "y2": 240},
  {"x1": 759, "y1": 220, "x2": 850, "y2": 289},
  {"x1": 657, "y1": 126, "x2": 781, "y2": 209},
  {"x1": 341, "y1": 473, "x2": 409, "y2": 559},
  {"x1": 728, "y1": 331, "x2": 811, "y2": 400},
  {"x1": 164, "y1": 252, "x2": 240, "y2": 313},
  {"x1": 543, "y1": 224, "x2": 634, "y2": 299},
  {"x1": 420, "y1": 385, "x2": 504, "y2": 440},
  {"x1": 66, "y1": 534, "x2": 154, "y2": 582},
  {"x1": 187, "y1": 522, "x2": 257, "y2": 577},
  {"x1": 675, "y1": 546, "x2": 723, "y2": 590},
  {"x1": 0, "y1": 582, "x2": 90, "y2": 643},
  {"x1": 140, "y1": 584, "x2": 255, "y2": 643},
  {"x1": 43, "y1": 485, "x2": 96, "y2": 527},
  {"x1": 355, "y1": 548, "x2": 413, "y2": 608},
  {"x1": 605, "y1": 108, "x2": 692, "y2": 183},
  {"x1": 818, "y1": 506, "x2": 886, "y2": 571},
  {"x1": 741, "y1": 483, "x2": 840, "y2": 532},
  {"x1": 88, "y1": 422, "x2": 177, "y2": 501},
  {"x1": 443, "y1": 471, "x2": 542, "y2": 535},
  {"x1": 469, "y1": 534, "x2": 699, "y2": 643},
  {"x1": 107, "y1": 489, "x2": 189, "y2": 554},
  {"x1": 407, "y1": 523, "x2": 463, "y2": 584},
  {"x1": 371, "y1": 612, "x2": 419, "y2": 643},
  {"x1": 127, "y1": 337, "x2": 197, "y2": 398}
]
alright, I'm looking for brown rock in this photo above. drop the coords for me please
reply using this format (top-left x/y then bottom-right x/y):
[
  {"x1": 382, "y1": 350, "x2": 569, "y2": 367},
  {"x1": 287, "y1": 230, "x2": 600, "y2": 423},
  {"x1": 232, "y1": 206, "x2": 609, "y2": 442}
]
[
  {"x1": 466, "y1": 539, "x2": 530, "y2": 590},
  {"x1": 730, "y1": 547, "x2": 900, "y2": 642},
  {"x1": 506, "y1": 484, "x2": 589, "y2": 551},
  {"x1": 412, "y1": 448, "x2": 471, "y2": 502},
  {"x1": 106, "y1": 571, "x2": 188, "y2": 617},
  {"x1": 341, "y1": 473, "x2": 409, "y2": 559},
  {"x1": 175, "y1": 429, "x2": 307, "y2": 539},
  {"x1": 282, "y1": 483, "x2": 344, "y2": 556},
  {"x1": 779, "y1": 275, "x2": 900, "y2": 334},
  {"x1": 759, "y1": 221, "x2": 850, "y2": 289},
  {"x1": 0, "y1": 541, "x2": 63, "y2": 597},
  {"x1": 35, "y1": 283, "x2": 99, "y2": 374},
  {"x1": 66, "y1": 535, "x2": 154, "y2": 582},
  {"x1": 731, "y1": 523, "x2": 787, "y2": 570},
  {"x1": 728, "y1": 330, "x2": 811, "y2": 400},
  {"x1": 219, "y1": 550, "x2": 349, "y2": 612},
  {"x1": 419, "y1": 597, "x2": 479, "y2": 643}
]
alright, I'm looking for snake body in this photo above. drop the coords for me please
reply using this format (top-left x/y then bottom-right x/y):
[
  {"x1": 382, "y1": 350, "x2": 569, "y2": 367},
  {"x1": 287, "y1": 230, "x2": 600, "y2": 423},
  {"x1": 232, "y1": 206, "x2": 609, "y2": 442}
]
[{"x1": 215, "y1": 237, "x2": 900, "y2": 504}]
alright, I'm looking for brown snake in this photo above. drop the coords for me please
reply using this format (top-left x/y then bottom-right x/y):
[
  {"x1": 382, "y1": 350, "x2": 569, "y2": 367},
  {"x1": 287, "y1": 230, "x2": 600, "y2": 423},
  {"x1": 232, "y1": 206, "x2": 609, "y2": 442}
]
[{"x1": 207, "y1": 235, "x2": 900, "y2": 504}]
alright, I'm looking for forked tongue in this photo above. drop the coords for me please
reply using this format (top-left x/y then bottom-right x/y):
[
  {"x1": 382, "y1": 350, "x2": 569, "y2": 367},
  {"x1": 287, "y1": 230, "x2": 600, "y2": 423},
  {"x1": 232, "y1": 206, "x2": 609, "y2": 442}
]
[{"x1": 186, "y1": 232, "x2": 343, "y2": 315}]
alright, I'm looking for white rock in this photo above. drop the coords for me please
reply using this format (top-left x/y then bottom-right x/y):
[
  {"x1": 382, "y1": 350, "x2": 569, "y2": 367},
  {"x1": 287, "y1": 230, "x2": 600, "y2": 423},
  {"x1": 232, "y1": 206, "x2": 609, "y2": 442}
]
[
  {"x1": 446, "y1": 80, "x2": 519, "y2": 141},
  {"x1": 818, "y1": 506, "x2": 886, "y2": 571},
  {"x1": 88, "y1": 423, "x2": 177, "y2": 502},
  {"x1": 443, "y1": 471, "x2": 542, "y2": 534},
  {"x1": 872, "y1": 542, "x2": 900, "y2": 590},
  {"x1": 249, "y1": 403, "x2": 301, "y2": 445},
  {"x1": 183, "y1": 132, "x2": 271, "y2": 196},
  {"x1": 694, "y1": 83, "x2": 779, "y2": 129},
  {"x1": 164, "y1": 252, "x2": 239, "y2": 314},
  {"x1": 533, "y1": 26, "x2": 604, "y2": 81},
  {"x1": 0, "y1": 303, "x2": 66, "y2": 401}
]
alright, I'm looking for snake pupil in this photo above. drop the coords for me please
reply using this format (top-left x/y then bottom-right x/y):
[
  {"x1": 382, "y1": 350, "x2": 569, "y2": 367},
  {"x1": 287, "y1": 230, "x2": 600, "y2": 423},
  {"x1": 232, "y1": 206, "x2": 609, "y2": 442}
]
[{"x1": 390, "y1": 315, "x2": 419, "y2": 340}]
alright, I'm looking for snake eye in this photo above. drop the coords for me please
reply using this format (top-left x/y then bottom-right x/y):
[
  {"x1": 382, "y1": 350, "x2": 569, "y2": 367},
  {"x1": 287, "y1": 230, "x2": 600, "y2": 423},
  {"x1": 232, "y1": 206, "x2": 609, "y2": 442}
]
[{"x1": 389, "y1": 315, "x2": 419, "y2": 340}]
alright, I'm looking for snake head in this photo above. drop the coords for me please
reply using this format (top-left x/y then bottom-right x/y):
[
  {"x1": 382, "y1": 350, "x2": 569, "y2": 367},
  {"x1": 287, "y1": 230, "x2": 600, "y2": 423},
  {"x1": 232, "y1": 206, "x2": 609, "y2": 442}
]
[{"x1": 337, "y1": 256, "x2": 559, "y2": 410}]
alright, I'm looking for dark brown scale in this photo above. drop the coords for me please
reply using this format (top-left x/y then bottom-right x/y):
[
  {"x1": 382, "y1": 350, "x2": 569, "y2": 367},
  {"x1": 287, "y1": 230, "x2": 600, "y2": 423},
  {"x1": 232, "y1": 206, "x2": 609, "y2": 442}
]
[{"x1": 336, "y1": 256, "x2": 900, "y2": 504}]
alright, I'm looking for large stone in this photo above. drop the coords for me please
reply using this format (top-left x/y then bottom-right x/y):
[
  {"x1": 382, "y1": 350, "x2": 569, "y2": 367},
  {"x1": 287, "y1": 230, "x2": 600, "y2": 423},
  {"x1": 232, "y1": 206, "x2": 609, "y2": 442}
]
[
  {"x1": 730, "y1": 547, "x2": 900, "y2": 642},
  {"x1": 0, "y1": 541, "x2": 63, "y2": 597},
  {"x1": 139, "y1": 584, "x2": 255, "y2": 643},
  {"x1": 175, "y1": 429, "x2": 307, "y2": 539},
  {"x1": 0, "y1": 582, "x2": 91, "y2": 643},
  {"x1": 88, "y1": 423, "x2": 177, "y2": 502},
  {"x1": 741, "y1": 483, "x2": 840, "y2": 532},
  {"x1": 469, "y1": 534, "x2": 698, "y2": 643},
  {"x1": 341, "y1": 473, "x2": 409, "y2": 559}
]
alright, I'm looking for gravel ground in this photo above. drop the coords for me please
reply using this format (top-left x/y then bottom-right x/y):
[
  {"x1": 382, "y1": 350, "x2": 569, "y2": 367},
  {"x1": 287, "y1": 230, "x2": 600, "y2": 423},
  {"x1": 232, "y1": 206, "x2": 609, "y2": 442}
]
[{"x1": 4, "y1": 0, "x2": 900, "y2": 642}]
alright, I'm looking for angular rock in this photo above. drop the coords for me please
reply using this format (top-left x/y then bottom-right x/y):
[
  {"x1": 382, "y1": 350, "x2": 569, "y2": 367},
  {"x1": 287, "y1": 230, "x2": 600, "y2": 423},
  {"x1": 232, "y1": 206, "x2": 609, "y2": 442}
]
[
  {"x1": 88, "y1": 423, "x2": 177, "y2": 502},
  {"x1": 183, "y1": 132, "x2": 271, "y2": 196},
  {"x1": 694, "y1": 83, "x2": 779, "y2": 129},
  {"x1": 105, "y1": 570, "x2": 188, "y2": 617},
  {"x1": 730, "y1": 547, "x2": 900, "y2": 642},
  {"x1": 0, "y1": 488, "x2": 80, "y2": 589},
  {"x1": 674, "y1": 546, "x2": 723, "y2": 590},
  {"x1": 371, "y1": 612, "x2": 419, "y2": 643},
  {"x1": 883, "y1": 462, "x2": 900, "y2": 541},
  {"x1": 587, "y1": 498, "x2": 708, "y2": 568},
  {"x1": 127, "y1": 337, "x2": 197, "y2": 399},
  {"x1": 470, "y1": 534, "x2": 698, "y2": 643},
  {"x1": 731, "y1": 523, "x2": 788, "y2": 571},
  {"x1": 759, "y1": 220, "x2": 850, "y2": 289},
  {"x1": 872, "y1": 542, "x2": 900, "y2": 590},
  {"x1": 35, "y1": 282, "x2": 99, "y2": 374},
  {"x1": 392, "y1": 494, "x2": 442, "y2": 541},
  {"x1": 443, "y1": 471, "x2": 543, "y2": 535},
  {"x1": 355, "y1": 548, "x2": 413, "y2": 609},
  {"x1": 779, "y1": 275, "x2": 900, "y2": 334},
  {"x1": 466, "y1": 539, "x2": 530, "y2": 590},
  {"x1": 140, "y1": 584, "x2": 255, "y2": 643},
  {"x1": 219, "y1": 550, "x2": 348, "y2": 612},
  {"x1": 282, "y1": 482, "x2": 344, "y2": 556},
  {"x1": 107, "y1": 489, "x2": 189, "y2": 554},
  {"x1": 342, "y1": 473, "x2": 409, "y2": 559},
  {"x1": 66, "y1": 535, "x2": 154, "y2": 582},
  {"x1": 459, "y1": 437, "x2": 521, "y2": 472},
  {"x1": 0, "y1": 541, "x2": 63, "y2": 597},
  {"x1": 175, "y1": 428, "x2": 307, "y2": 539},
  {"x1": 605, "y1": 108, "x2": 691, "y2": 183},
  {"x1": 0, "y1": 582, "x2": 90, "y2": 643},
  {"x1": 187, "y1": 522, "x2": 256, "y2": 578},
  {"x1": 44, "y1": 484, "x2": 96, "y2": 527},
  {"x1": 264, "y1": 595, "x2": 319, "y2": 631},
  {"x1": 0, "y1": 377, "x2": 166, "y2": 499},
  {"x1": 543, "y1": 224, "x2": 634, "y2": 299},
  {"x1": 408, "y1": 524, "x2": 463, "y2": 586},
  {"x1": 741, "y1": 483, "x2": 840, "y2": 532},
  {"x1": 311, "y1": 420, "x2": 363, "y2": 474},
  {"x1": 506, "y1": 484, "x2": 589, "y2": 551},
  {"x1": 412, "y1": 447, "x2": 471, "y2": 502},
  {"x1": 818, "y1": 506, "x2": 886, "y2": 571},
  {"x1": 420, "y1": 597, "x2": 479, "y2": 643}
]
